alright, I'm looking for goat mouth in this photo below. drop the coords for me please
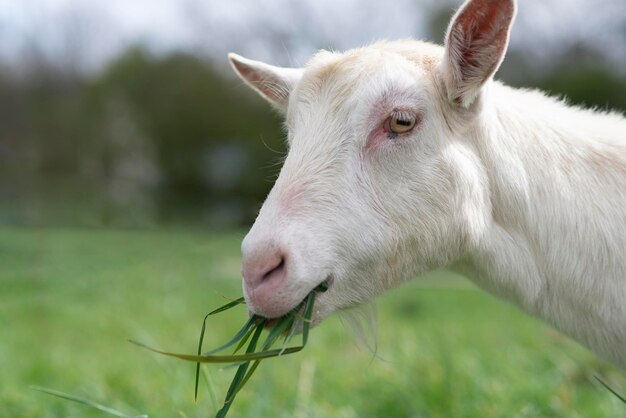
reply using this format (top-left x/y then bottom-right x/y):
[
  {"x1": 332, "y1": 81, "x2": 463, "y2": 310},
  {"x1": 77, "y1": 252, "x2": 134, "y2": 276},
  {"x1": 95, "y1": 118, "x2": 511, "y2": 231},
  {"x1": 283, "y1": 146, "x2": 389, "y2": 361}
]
[
  {"x1": 316, "y1": 275, "x2": 333, "y2": 293},
  {"x1": 261, "y1": 276, "x2": 332, "y2": 328}
]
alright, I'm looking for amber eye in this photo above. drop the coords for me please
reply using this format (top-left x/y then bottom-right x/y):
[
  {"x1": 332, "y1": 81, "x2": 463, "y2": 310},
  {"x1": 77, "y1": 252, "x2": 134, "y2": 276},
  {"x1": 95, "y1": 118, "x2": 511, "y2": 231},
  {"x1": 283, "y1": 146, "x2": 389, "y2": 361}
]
[{"x1": 385, "y1": 111, "x2": 417, "y2": 134}]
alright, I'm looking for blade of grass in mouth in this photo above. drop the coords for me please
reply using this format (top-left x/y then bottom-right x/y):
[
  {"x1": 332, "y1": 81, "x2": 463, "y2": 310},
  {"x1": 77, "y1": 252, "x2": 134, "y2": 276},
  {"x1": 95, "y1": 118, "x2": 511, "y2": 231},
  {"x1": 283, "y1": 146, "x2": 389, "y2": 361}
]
[
  {"x1": 220, "y1": 284, "x2": 319, "y2": 408},
  {"x1": 227, "y1": 312, "x2": 299, "y2": 400},
  {"x1": 302, "y1": 291, "x2": 316, "y2": 346},
  {"x1": 201, "y1": 316, "x2": 257, "y2": 356},
  {"x1": 280, "y1": 314, "x2": 303, "y2": 355},
  {"x1": 133, "y1": 281, "x2": 325, "y2": 418},
  {"x1": 206, "y1": 297, "x2": 245, "y2": 315},
  {"x1": 194, "y1": 296, "x2": 247, "y2": 400},
  {"x1": 232, "y1": 326, "x2": 256, "y2": 354},
  {"x1": 129, "y1": 340, "x2": 305, "y2": 363},
  {"x1": 215, "y1": 323, "x2": 265, "y2": 418}
]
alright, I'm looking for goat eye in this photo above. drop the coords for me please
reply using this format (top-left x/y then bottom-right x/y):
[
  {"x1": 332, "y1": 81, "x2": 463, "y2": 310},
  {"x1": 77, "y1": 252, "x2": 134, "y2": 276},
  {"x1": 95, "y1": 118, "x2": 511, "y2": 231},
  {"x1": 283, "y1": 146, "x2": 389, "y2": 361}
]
[{"x1": 384, "y1": 111, "x2": 417, "y2": 135}]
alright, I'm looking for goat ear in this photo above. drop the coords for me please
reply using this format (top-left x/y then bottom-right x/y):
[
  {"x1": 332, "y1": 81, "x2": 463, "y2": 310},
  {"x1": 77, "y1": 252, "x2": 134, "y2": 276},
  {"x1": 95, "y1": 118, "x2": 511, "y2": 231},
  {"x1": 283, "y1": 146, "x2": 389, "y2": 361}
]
[
  {"x1": 441, "y1": 0, "x2": 516, "y2": 108},
  {"x1": 228, "y1": 53, "x2": 302, "y2": 113}
]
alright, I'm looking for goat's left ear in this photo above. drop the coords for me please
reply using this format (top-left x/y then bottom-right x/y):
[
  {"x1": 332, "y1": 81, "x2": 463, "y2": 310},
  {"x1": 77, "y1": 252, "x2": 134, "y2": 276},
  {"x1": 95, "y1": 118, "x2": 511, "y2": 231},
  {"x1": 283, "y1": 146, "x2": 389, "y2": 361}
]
[
  {"x1": 228, "y1": 53, "x2": 303, "y2": 114},
  {"x1": 441, "y1": 0, "x2": 517, "y2": 108}
]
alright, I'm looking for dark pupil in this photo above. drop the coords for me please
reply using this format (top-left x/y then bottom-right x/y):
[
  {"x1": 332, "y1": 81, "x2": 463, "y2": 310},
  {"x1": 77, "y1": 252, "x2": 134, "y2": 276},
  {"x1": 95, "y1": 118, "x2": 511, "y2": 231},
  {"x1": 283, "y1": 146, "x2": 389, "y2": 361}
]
[{"x1": 396, "y1": 119, "x2": 412, "y2": 126}]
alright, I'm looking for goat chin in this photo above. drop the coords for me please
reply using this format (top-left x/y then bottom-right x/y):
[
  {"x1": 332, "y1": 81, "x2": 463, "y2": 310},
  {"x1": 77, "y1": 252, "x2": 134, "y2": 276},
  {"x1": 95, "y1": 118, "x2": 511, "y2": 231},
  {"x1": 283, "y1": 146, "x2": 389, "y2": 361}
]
[{"x1": 338, "y1": 303, "x2": 379, "y2": 357}]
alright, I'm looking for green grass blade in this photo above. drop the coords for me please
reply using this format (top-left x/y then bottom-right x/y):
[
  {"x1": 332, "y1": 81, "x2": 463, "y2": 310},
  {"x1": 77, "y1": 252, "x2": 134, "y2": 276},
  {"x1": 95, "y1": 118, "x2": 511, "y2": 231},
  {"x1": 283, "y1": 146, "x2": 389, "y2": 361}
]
[
  {"x1": 316, "y1": 281, "x2": 329, "y2": 293},
  {"x1": 233, "y1": 360, "x2": 261, "y2": 397},
  {"x1": 130, "y1": 339, "x2": 304, "y2": 363},
  {"x1": 31, "y1": 385, "x2": 136, "y2": 418},
  {"x1": 194, "y1": 297, "x2": 252, "y2": 401},
  {"x1": 195, "y1": 312, "x2": 212, "y2": 401},
  {"x1": 232, "y1": 326, "x2": 256, "y2": 354},
  {"x1": 202, "y1": 316, "x2": 257, "y2": 356},
  {"x1": 215, "y1": 289, "x2": 319, "y2": 411},
  {"x1": 216, "y1": 323, "x2": 265, "y2": 418},
  {"x1": 227, "y1": 314, "x2": 297, "y2": 400},
  {"x1": 280, "y1": 315, "x2": 303, "y2": 355},
  {"x1": 594, "y1": 376, "x2": 626, "y2": 403},
  {"x1": 194, "y1": 306, "x2": 254, "y2": 400},
  {"x1": 302, "y1": 291, "x2": 316, "y2": 346},
  {"x1": 215, "y1": 361, "x2": 249, "y2": 417},
  {"x1": 260, "y1": 314, "x2": 295, "y2": 351},
  {"x1": 227, "y1": 324, "x2": 263, "y2": 398},
  {"x1": 206, "y1": 297, "x2": 245, "y2": 316}
]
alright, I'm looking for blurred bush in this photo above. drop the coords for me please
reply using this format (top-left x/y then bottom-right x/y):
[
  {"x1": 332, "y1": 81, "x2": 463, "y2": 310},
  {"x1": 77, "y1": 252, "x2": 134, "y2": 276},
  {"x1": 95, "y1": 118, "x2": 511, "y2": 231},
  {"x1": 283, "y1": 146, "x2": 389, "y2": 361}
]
[{"x1": 0, "y1": 47, "x2": 286, "y2": 227}]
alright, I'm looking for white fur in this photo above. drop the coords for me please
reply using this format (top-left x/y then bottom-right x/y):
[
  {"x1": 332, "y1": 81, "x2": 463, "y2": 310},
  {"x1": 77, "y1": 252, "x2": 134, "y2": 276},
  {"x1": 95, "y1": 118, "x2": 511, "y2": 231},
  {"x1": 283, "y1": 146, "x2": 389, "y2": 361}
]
[{"x1": 230, "y1": 0, "x2": 626, "y2": 370}]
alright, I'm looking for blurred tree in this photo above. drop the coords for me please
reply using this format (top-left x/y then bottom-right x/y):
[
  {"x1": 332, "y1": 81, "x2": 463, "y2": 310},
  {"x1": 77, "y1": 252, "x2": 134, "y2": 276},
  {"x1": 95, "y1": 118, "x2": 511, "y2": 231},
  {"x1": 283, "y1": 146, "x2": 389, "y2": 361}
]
[
  {"x1": 533, "y1": 44, "x2": 626, "y2": 111},
  {"x1": 94, "y1": 48, "x2": 286, "y2": 224},
  {"x1": 0, "y1": 46, "x2": 289, "y2": 226}
]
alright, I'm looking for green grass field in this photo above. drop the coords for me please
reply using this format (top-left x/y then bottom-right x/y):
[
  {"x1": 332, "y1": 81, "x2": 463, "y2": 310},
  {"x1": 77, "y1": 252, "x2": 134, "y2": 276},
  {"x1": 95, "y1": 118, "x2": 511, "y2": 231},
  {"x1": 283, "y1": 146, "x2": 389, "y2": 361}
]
[{"x1": 1, "y1": 226, "x2": 624, "y2": 417}]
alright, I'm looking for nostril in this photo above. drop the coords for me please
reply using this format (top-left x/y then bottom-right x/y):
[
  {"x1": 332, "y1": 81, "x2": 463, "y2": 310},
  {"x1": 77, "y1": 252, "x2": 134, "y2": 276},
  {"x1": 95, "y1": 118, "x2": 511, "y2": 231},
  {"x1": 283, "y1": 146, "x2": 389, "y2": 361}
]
[
  {"x1": 242, "y1": 248, "x2": 288, "y2": 291},
  {"x1": 262, "y1": 256, "x2": 285, "y2": 282}
]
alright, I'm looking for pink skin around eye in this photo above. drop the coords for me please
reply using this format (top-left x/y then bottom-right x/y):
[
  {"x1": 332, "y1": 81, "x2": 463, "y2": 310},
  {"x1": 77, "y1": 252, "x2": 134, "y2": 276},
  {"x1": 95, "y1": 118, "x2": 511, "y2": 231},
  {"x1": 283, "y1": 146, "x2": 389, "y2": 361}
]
[
  {"x1": 364, "y1": 124, "x2": 389, "y2": 151},
  {"x1": 365, "y1": 110, "x2": 418, "y2": 152},
  {"x1": 363, "y1": 88, "x2": 422, "y2": 151}
]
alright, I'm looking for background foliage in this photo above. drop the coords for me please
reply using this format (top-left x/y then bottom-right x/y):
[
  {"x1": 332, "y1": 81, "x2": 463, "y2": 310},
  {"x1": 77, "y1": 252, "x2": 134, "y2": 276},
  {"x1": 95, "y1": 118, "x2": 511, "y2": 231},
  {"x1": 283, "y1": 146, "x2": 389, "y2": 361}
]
[{"x1": 0, "y1": 1, "x2": 624, "y2": 228}]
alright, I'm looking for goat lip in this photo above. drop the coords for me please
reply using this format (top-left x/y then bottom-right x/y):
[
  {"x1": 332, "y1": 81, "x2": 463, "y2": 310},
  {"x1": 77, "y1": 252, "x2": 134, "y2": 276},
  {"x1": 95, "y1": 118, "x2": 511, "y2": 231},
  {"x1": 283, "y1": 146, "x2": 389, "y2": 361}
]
[{"x1": 251, "y1": 275, "x2": 334, "y2": 323}]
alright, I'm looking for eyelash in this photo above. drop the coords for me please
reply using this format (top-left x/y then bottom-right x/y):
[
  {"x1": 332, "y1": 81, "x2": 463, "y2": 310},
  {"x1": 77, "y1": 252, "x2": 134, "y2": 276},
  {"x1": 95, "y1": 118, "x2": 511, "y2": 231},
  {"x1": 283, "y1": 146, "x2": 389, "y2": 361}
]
[{"x1": 383, "y1": 110, "x2": 419, "y2": 139}]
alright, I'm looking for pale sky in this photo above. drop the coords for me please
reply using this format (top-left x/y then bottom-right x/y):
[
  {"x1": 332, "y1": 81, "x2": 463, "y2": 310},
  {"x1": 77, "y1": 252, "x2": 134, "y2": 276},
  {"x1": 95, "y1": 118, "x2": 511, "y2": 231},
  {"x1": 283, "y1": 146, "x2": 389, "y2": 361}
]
[{"x1": 0, "y1": 0, "x2": 624, "y2": 74}]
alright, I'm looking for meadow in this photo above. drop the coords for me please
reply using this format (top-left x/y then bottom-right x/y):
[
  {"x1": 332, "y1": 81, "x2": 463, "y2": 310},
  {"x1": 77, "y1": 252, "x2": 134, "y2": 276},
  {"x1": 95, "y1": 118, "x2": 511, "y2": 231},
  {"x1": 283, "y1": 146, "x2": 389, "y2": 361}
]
[{"x1": 0, "y1": 226, "x2": 624, "y2": 418}]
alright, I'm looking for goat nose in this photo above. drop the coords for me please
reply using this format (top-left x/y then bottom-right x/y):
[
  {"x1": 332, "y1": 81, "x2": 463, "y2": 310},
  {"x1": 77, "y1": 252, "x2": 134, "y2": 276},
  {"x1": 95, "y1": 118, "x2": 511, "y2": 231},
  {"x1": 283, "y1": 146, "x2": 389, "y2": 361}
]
[{"x1": 242, "y1": 247, "x2": 287, "y2": 292}]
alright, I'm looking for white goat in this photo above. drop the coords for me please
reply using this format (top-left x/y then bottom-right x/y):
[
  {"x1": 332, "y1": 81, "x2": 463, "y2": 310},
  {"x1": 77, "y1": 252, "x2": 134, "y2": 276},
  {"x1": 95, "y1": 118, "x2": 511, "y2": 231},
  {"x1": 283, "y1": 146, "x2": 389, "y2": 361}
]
[{"x1": 229, "y1": 0, "x2": 626, "y2": 370}]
